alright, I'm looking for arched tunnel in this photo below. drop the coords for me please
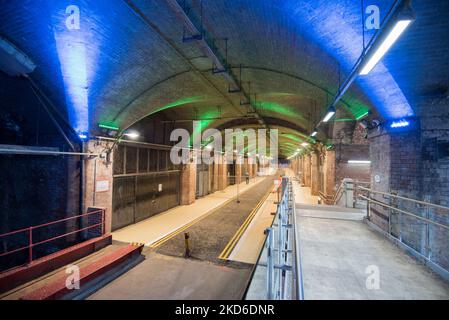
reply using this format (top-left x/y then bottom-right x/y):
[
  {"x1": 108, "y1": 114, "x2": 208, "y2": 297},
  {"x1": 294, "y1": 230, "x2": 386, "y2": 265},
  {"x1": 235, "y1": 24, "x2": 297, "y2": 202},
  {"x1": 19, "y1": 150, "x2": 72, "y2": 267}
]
[{"x1": 1, "y1": 0, "x2": 449, "y2": 302}]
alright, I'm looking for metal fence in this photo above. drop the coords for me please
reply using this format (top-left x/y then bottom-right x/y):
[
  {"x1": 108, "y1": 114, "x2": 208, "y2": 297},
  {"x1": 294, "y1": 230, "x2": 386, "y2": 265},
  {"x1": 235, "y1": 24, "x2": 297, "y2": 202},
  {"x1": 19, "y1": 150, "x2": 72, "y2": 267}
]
[
  {"x1": 357, "y1": 186, "x2": 449, "y2": 281},
  {"x1": 245, "y1": 177, "x2": 304, "y2": 300},
  {"x1": 0, "y1": 209, "x2": 105, "y2": 273}
]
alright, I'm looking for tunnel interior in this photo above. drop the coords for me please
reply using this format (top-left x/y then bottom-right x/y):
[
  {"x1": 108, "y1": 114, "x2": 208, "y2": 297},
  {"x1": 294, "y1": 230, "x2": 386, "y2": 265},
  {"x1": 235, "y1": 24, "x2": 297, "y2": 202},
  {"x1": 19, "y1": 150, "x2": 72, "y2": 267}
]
[{"x1": 1, "y1": 0, "x2": 449, "y2": 297}]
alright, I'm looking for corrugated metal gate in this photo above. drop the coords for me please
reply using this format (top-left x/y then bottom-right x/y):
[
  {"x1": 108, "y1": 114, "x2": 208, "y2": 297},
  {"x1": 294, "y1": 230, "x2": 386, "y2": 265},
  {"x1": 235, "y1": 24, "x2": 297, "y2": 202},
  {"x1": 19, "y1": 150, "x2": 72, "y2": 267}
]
[
  {"x1": 196, "y1": 163, "x2": 211, "y2": 198},
  {"x1": 228, "y1": 163, "x2": 236, "y2": 185},
  {"x1": 112, "y1": 142, "x2": 180, "y2": 231}
]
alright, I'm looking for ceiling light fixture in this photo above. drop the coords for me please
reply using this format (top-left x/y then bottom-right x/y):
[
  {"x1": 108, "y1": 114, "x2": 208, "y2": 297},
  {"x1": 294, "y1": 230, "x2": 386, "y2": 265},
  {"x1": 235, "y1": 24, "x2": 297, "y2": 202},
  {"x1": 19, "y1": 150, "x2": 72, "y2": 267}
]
[
  {"x1": 359, "y1": 0, "x2": 416, "y2": 75},
  {"x1": 348, "y1": 160, "x2": 371, "y2": 164},
  {"x1": 322, "y1": 106, "x2": 336, "y2": 123},
  {"x1": 124, "y1": 131, "x2": 140, "y2": 139}
]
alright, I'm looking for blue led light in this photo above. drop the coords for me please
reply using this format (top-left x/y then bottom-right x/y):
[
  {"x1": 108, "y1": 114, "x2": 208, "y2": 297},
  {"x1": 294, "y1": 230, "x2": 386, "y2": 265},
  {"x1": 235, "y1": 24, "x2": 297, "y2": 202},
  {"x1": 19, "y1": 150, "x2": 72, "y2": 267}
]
[
  {"x1": 52, "y1": 3, "x2": 100, "y2": 136},
  {"x1": 282, "y1": 0, "x2": 414, "y2": 120},
  {"x1": 390, "y1": 119, "x2": 410, "y2": 128},
  {"x1": 78, "y1": 132, "x2": 88, "y2": 140}
]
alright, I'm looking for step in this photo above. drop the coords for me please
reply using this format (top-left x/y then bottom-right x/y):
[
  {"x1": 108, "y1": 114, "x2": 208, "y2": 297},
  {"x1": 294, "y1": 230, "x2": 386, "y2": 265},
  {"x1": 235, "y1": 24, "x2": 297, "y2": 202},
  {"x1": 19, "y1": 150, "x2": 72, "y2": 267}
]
[
  {"x1": 0, "y1": 235, "x2": 112, "y2": 294},
  {"x1": 21, "y1": 243, "x2": 144, "y2": 300}
]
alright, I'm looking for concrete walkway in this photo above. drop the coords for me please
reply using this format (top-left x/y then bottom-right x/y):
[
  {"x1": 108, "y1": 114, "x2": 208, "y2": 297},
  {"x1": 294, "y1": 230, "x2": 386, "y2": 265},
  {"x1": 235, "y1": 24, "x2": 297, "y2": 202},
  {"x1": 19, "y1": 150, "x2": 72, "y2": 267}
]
[
  {"x1": 292, "y1": 180, "x2": 449, "y2": 300},
  {"x1": 88, "y1": 251, "x2": 251, "y2": 300},
  {"x1": 87, "y1": 176, "x2": 277, "y2": 300},
  {"x1": 112, "y1": 176, "x2": 265, "y2": 246},
  {"x1": 228, "y1": 191, "x2": 278, "y2": 264}
]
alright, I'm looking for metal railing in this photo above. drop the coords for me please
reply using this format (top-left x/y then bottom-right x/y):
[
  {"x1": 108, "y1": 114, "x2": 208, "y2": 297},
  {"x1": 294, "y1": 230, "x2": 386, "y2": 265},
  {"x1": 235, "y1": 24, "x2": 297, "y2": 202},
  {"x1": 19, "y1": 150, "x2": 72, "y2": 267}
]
[
  {"x1": 0, "y1": 209, "x2": 105, "y2": 273},
  {"x1": 333, "y1": 179, "x2": 371, "y2": 207},
  {"x1": 357, "y1": 186, "x2": 449, "y2": 280},
  {"x1": 245, "y1": 177, "x2": 304, "y2": 300}
]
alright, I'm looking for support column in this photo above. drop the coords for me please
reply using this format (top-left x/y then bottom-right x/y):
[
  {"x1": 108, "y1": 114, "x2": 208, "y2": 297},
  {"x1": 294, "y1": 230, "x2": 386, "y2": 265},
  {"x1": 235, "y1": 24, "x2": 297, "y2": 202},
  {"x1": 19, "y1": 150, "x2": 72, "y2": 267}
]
[
  {"x1": 324, "y1": 149, "x2": 336, "y2": 204},
  {"x1": 213, "y1": 154, "x2": 219, "y2": 192},
  {"x1": 304, "y1": 155, "x2": 311, "y2": 187},
  {"x1": 236, "y1": 157, "x2": 242, "y2": 185},
  {"x1": 84, "y1": 139, "x2": 114, "y2": 234},
  {"x1": 248, "y1": 157, "x2": 254, "y2": 177},
  {"x1": 180, "y1": 151, "x2": 196, "y2": 205},
  {"x1": 311, "y1": 152, "x2": 319, "y2": 196},
  {"x1": 218, "y1": 155, "x2": 228, "y2": 191}
]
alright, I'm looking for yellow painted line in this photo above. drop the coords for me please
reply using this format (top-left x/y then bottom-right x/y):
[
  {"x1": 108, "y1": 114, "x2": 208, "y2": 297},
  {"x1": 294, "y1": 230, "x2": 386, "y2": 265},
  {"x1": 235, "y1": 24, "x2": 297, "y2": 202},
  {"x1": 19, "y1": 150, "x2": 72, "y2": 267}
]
[
  {"x1": 150, "y1": 179, "x2": 268, "y2": 249},
  {"x1": 149, "y1": 198, "x2": 231, "y2": 248},
  {"x1": 218, "y1": 184, "x2": 274, "y2": 260}
]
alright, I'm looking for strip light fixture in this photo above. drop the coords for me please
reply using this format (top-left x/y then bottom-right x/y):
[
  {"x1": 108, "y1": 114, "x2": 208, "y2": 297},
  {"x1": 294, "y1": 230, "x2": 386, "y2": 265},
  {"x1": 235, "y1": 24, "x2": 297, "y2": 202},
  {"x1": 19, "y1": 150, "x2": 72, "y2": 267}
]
[
  {"x1": 322, "y1": 106, "x2": 336, "y2": 123},
  {"x1": 348, "y1": 160, "x2": 371, "y2": 164},
  {"x1": 359, "y1": 0, "x2": 416, "y2": 75}
]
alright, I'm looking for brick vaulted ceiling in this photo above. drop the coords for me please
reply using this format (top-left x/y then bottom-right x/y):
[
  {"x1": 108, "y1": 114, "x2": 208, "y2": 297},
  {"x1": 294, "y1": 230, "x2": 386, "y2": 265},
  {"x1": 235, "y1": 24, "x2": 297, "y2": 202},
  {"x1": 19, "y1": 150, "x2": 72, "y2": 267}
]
[{"x1": 1, "y1": 0, "x2": 448, "y2": 157}]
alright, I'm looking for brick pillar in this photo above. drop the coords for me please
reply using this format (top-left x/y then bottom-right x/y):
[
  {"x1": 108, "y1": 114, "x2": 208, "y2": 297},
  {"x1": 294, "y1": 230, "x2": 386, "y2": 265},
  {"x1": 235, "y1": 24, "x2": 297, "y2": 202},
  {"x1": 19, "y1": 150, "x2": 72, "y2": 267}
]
[
  {"x1": 324, "y1": 149, "x2": 336, "y2": 204},
  {"x1": 180, "y1": 152, "x2": 196, "y2": 205},
  {"x1": 84, "y1": 139, "x2": 114, "y2": 234},
  {"x1": 311, "y1": 152, "x2": 319, "y2": 196},
  {"x1": 254, "y1": 161, "x2": 258, "y2": 176},
  {"x1": 213, "y1": 154, "x2": 219, "y2": 192},
  {"x1": 218, "y1": 155, "x2": 228, "y2": 191},
  {"x1": 236, "y1": 158, "x2": 242, "y2": 184},
  {"x1": 304, "y1": 155, "x2": 311, "y2": 187}
]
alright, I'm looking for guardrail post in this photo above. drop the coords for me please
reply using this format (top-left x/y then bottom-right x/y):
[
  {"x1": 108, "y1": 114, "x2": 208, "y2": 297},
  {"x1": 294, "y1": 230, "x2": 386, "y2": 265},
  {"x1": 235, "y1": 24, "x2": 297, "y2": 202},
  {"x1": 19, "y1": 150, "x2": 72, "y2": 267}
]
[
  {"x1": 28, "y1": 227, "x2": 33, "y2": 265},
  {"x1": 266, "y1": 228, "x2": 274, "y2": 300},
  {"x1": 425, "y1": 201, "x2": 431, "y2": 259},
  {"x1": 366, "y1": 190, "x2": 371, "y2": 220}
]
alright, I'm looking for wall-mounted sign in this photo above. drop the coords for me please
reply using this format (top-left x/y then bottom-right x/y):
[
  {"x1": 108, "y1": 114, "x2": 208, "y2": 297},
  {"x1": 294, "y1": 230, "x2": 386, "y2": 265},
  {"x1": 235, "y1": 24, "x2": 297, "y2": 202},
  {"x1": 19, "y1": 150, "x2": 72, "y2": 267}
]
[
  {"x1": 96, "y1": 180, "x2": 110, "y2": 193},
  {"x1": 374, "y1": 175, "x2": 381, "y2": 183}
]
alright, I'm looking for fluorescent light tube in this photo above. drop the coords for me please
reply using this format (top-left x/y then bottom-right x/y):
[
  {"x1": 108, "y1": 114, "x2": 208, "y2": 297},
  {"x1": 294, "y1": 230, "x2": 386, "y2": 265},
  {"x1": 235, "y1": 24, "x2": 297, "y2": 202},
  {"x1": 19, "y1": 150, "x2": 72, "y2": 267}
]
[
  {"x1": 360, "y1": 20, "x2": 412, "y2": 75},
  {"x1": 322, "y1": 107, "x2": 336, "y2": 123},
  {"x1": 124, "y1": 132, "x2": 140, "y2": 139},
  {"x1": 348, "y1": 160, "x2": 371, "y2": 164}
]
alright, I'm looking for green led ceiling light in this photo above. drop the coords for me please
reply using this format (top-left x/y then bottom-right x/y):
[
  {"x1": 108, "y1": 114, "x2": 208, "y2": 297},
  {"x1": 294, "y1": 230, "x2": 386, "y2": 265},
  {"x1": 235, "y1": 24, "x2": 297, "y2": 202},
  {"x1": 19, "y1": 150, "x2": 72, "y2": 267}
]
[{"x1": 99, "y1": 123, "x2": 119, "y2": 131}]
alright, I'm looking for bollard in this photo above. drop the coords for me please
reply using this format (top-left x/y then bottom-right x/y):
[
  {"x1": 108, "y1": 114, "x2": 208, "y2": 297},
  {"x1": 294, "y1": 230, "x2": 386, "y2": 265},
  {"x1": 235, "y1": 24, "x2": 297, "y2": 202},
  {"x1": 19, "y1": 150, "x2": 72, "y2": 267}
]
[{"x1": 184, "y1": 232, "x2": 191, "y2": 258}]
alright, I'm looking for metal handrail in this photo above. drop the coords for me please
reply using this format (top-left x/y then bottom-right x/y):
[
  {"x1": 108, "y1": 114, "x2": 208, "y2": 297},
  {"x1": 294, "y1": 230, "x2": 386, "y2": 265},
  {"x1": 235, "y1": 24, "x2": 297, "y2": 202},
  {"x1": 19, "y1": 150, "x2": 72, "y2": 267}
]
[
  {"x1": 244, "y1": 177, "x2": 304, "y2": 300},
  {"x1": 356, "y1": 185, "x2": 449, "y2": 281},
  {"x1": 0, "y1": 209, "x2": 105, "y2": 271},
  {"x1": 359, "y1": 195, "x2": 449, "y2": 231},
  {"x1": 291, "y1": 183, "x2": 305, "y2": 300},
  {"x1": 358, "y1": 186, "x2": 449, "y2": 212},
  {"x1": 333, "y1": 180, "x2": 371, "y2": 206},
  {"x1": 332, "y1": 181, "x2": 345, "y2": 204}
]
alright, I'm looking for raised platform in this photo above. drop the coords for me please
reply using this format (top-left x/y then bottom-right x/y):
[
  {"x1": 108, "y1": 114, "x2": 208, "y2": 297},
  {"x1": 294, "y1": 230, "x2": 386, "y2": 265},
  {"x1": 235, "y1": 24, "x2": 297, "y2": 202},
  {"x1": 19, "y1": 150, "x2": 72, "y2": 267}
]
[
  {"x1": 0, "y1": 234, "x2": 112, "y2": 294},
  {"x1": 21, "y1": 243, "x2": 143, "y2": 300}
]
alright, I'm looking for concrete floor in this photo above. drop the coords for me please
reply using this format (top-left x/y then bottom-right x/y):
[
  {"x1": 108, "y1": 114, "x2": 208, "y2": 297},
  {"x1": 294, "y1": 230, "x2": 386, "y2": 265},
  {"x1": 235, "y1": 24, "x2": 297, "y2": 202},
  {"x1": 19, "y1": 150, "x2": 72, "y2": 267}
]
[
  {"x1": 88, "y1": 251, "x2": 252, "y2": 300},
  {"x1": 293, "y1": 184, "x2": 449, "y2": 299}
]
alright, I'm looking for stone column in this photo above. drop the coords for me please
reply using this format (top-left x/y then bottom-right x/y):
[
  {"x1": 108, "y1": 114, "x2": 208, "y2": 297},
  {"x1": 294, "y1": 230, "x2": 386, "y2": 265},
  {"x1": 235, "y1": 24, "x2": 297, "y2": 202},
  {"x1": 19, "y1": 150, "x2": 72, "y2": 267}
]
[
  {"x1": 236, "y1": 157, "x2": 242, "y2": 184},
  {"x1": 218, "y1": 155, "x2": 228, "y2": 191},
  {"x1": 324, "y1": 149, "x2": 336, "y2": 204},
  {"x1": 304, "y1": 155, "x2": 311, "y2": 187},
  {"x1": 180, "y1": 151, "x2": 196, "y2": 205},
  {"x1": 311, "y1": 152, "x2": 319, "y2": 196},
  {"x1": 213, "y1": 154, "x2": 219, "y2": 192},
  {"x1": 83, "y1": 139, "x2": 114, "y2": 234}
]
